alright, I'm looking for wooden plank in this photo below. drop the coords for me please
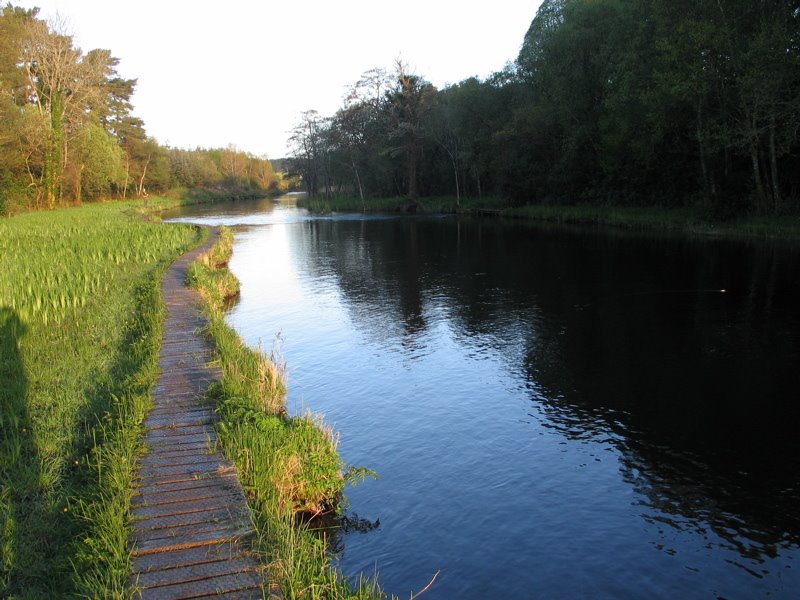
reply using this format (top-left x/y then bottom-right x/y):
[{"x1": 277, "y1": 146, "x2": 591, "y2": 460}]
[
  {"x1": 132, "y1": 543, "x2": 247, "y2": 574},
  {"x1": 130, "y1": 571, "x2": 262, "y2": 599},
  {"x1": 133, "y1": 556, "x2": 259, "y2": 589},
  {"x1": 132, "y1": 522, "x2": 254, "y2": 552},
  {"x1": 144, "y1": 432, "x2": 217, "y2": 449},
  {"x1": 136, "y1": 481, "x2": 240, "y2": 506},
  {"x1": 133, "y1": 506, "x2": 252, "y2": 533},
  {"x1": 128, "y1": 230, "x2": 264, "y2": 598},
  {"x1": 134, "y1": 475, "x2": 239, "y2": 499}
]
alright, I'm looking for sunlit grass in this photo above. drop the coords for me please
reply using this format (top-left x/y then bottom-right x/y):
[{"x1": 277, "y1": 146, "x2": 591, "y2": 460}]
[
  {"x1": 189, "y1": 228, "x2": 385, "y2": 599},
  {"x1": 0, "y1": 203, "x2": 198, "y2": 597}
]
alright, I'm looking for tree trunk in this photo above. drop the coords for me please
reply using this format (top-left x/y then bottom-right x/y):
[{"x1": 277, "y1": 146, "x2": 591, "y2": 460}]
[
  {"x1": 696, "y1": 101, "x2": 715, "y2": 202},
  {"x1": 122, "y1": 155, "x2": 130, "y2": 199},
  {"x1": 323, "y1": 152, "x2": 332, "y2": 199},
  {"x1": 769, "y1": 119, "x2": 781, "y2": 213},
  {"x1": 451, "y1": 154, "x2": 460, "y2": 205},
  {"x1": 137, "y1": 154, "x2": 150, "y2": 197},
  {"x1": 351, "y1": 156, "x2": 364, "y2": 206},
  {"x1": 406, "y1": 139, "x2": 418, "y2": 198},
  {"x1": 750, "y1": 140, "x2": 766, "y2": 212},
  {"x1": 44, "y1": 92, "x2": 64, "y2": 208},
  {"x1": 75, "y1": 163, "x2": 84, "y2": 204}
]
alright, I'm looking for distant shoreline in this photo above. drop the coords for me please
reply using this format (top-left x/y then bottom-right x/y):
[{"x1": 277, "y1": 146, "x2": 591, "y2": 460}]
[{"x1": 299, "y1": 195, "x2": 800, "y2": 241}]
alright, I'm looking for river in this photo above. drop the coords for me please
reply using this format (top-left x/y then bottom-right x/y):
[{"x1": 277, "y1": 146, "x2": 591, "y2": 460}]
[{"x1": 165, "y1": 196, "x2": 800, "y2": 599}]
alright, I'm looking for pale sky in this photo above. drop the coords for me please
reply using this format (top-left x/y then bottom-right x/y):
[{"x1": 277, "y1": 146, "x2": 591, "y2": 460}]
[{"x1": 17, "y1": 1, "x2": 543, "y2": 158}]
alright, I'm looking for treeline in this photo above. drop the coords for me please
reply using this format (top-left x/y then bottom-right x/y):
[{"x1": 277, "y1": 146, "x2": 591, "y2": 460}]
[
  {"x1": 290, "y1": 0, "x2": 800, "y2": 216},
  {"x1": 0, "y1": 5, "x2": 281, "y2": 214}
]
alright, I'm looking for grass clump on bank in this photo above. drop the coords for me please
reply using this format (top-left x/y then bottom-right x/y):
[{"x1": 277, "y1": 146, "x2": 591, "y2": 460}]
[
  {"x1": 303, "y1": 196, "x2": 403, "y2": 214},
  {"x1": 188, "y1": 227, "x2": 384, "y2": 599},
  {"x1": 0, "y1": 203, "x2": 199, "y2": 597}
]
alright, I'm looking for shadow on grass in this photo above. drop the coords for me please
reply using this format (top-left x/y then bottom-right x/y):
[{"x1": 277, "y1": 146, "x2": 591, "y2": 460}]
[{"x1": 0, "y1": 307, "x2": 36, "y2": 593}]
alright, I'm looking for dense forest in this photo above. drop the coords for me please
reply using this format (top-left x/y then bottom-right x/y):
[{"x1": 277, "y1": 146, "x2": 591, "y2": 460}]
[
  {"x1": 290, "y1": 0, "x2": 800, "y2": 217},
  {"x1": 3, "y1": 2, "x2": 798, "y2": 218},
  {"x1": 0, "y1": 5, "x2": 281, "y2": 214}
]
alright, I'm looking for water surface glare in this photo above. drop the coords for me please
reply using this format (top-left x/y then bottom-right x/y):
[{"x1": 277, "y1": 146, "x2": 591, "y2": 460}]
[{"x1": 166, "y1": 198, "x2": 800, "y2": 599}]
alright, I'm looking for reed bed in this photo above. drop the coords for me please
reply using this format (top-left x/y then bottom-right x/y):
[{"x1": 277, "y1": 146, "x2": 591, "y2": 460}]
[{"x1": 0, "y1": 203, "x2": 198, "y2": 597}]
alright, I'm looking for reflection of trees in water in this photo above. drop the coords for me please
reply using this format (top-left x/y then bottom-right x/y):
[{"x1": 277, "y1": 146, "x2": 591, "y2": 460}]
[
  {"x1": 618, "y1": 441, "x2": 798, "y2": 572},
  {"x1": 293, "y1": 215, "x2": 800, "y2": 563},
  {"x1": 296, "y1": 218, "x2": 428, "y2": 348},
  {"x1": 521, "y1": 230, "x2": 800, "y2": 563},
  {"x1": 527, "y1": 362, "x2": 800, "y2": 572},
  {"x1": 297, "y1": 217, "x2": 550, "y2": 348}
]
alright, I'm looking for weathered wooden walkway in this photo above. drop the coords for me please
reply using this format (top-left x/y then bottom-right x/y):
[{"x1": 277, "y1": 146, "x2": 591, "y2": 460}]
[{"x1": 128, "y1": 230, "x2": 264, "y2": 599}]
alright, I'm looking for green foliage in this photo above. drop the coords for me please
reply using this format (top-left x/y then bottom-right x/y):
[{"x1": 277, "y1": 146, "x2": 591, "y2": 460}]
[
  {"x1": 510, "y1": 0, "x2": 800, "y2": 211},
  {"x1": 0, "y1": 171, "x2": 31, "y2": 216},
  {"x1": 0, "y1": 10, "x2": 281, "y2": 210},
  {"x1": 168, "y1": 146, "x2": 279, "y2": 193},
  {"x1": 293, "y1": 0, "x2": 800, "y2": 218},
  {"x1": 72, "y1": 123, "x2": 126, "y2": 201},
  {"x1": 0, "y1": 203, "x2": 197, "y2": 597}
]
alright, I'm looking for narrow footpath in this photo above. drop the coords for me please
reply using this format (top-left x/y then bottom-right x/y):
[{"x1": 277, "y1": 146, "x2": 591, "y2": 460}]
[{"x1": 128, "y1": 230, "x2": 264, "y2": 599}]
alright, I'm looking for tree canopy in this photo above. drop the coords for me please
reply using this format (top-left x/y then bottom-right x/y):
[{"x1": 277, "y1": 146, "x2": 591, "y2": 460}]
[
  {"x1": 3, "y1": 1, "x2": 798, "y2": 217},
  {"x1": 0, "y1": 4, "x2": 280, "y2": 213},
  {"x1": 289, "y1": 0, "x2": 800, "y2": 216}
]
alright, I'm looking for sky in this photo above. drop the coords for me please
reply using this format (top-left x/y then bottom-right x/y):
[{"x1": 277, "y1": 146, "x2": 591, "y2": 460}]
[{"x1": 17, "y1": 0, "x2": 543, "y2": 158}]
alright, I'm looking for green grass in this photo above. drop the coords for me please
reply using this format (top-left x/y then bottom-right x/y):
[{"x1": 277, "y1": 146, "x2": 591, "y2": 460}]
[
  {"x1": 188, "y1": 227, "x2": 385, "y2": 599},
  {"x1": 302, "y1": 194, "x2": 508, "y2": 214},
  {"x1": 301, "y1": 196, "x2": 393, "y2": 214},
  {"x1": 0, "y1": 202, "x2": 199, "y2": 597},
  {"x1": 417, "y1": 195, "x2": 508, "y2": 213},
  {"x1": 505, "y1": 203, "x2": 701, "y2": 229}
]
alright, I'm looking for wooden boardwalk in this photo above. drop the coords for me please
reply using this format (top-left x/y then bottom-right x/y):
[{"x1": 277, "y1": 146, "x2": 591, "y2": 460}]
[{"x1": 128, "y1": 230, "x2": 264, "y2": 599}]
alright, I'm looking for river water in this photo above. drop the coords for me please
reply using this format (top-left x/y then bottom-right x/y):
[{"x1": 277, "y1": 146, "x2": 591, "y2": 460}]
[{"x1": 165, "y1": 196, "x2": 800, "y2": 599}]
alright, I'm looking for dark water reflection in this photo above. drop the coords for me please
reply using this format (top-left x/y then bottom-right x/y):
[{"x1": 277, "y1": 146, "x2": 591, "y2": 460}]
[{"x1": 166, "y1": 199, "x2": 800, "y2": 598}]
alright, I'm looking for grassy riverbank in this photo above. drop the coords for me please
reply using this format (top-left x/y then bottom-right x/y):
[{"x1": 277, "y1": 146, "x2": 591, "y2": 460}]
[
  {"x1": 0, "y1": 203, "x2": 199, "y2": 597},
  {"x1": 302, "y1": 196, "x2": 800, "y2": 240},
  {"x1": 188, "y1": 228, "x2": 384, "y2": 599},
  {"x1": 505, "y1": 203, "x2": 800, "y2": 239},
  {"x1": 302, "y1": 195, "x2": 506, "y2": 215},
  {"x1": 1, "y1": 195, "x2": 386, "y2": 598},
  {"x1": 126, "y1": 187, "x2": 274, "y2": 216}
]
